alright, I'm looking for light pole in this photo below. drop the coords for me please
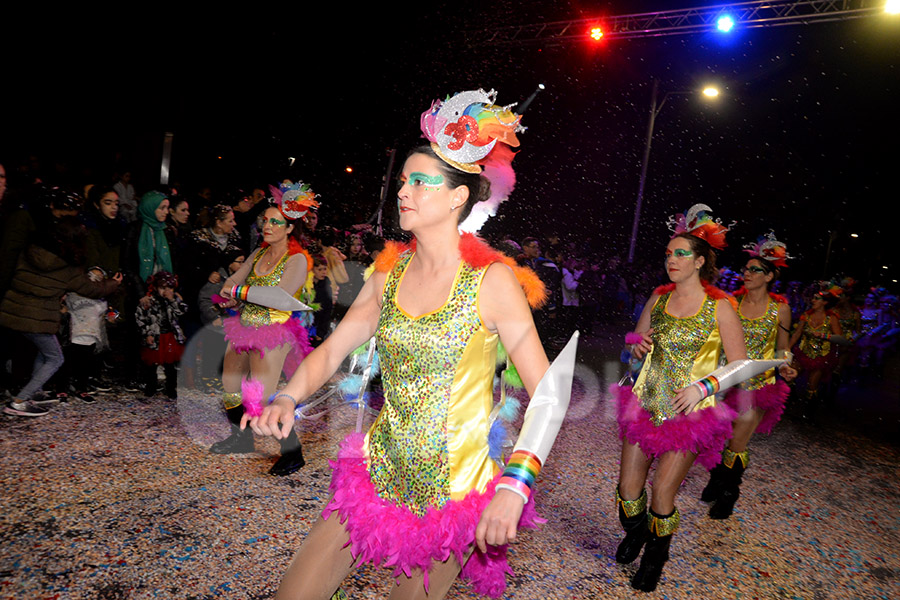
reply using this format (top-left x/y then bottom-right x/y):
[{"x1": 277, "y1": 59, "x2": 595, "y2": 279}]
[{"x1": 626, "y1": 79, "x2": 720, "y2": 263}]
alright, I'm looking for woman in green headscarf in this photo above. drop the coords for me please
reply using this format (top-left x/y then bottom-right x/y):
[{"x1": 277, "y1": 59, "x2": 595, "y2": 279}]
[{"x1": 137, "y1": 191, "x2": 173, "y2": 282}]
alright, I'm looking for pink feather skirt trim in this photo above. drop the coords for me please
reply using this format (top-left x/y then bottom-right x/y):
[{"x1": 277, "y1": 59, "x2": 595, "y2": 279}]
[
  {"x1": 322, "y1": 433, "x2": 543, "y2": 598},
  {"x1": 223, "y1": 316, "x2": 312, "y2": 378},
  {"x1": 613, "y1": 385, "x2": 737, "y2": 471},
  {"x1": 723, "y1": 381, "x2": 790, "y2": 436}
]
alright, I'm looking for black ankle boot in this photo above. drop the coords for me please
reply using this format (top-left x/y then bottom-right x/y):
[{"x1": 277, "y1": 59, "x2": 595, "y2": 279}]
[
  {"x1": 210, "y1": 406, "x2": 254, "y2": 454},
  {"x1": 710, "y1": 450, "x2": 748, "y2": 520},
  {"x1": 631, "y1": 508, "x2": 678, "y2": 592},
  {"x1": 270, "y1": 429, "x2": 305, "y2": 476},
  {"x1": 701, "y1": 462, "x2": 728, "y2": 503},
  {"x1": 615, "y1": 487, "x2": 648, "y2": 564}
]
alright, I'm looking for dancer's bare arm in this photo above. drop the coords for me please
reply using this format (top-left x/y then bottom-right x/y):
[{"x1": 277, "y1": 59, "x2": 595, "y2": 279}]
[
  {"x1": 474, "y1": 263, "x2": 550, "y2": 552},
  {"x1": 630, "y1": 294, "x2": 659, "y2": 359},
  {"x1": 244, "y1": 270, "x2": 387, "y2": 439}
]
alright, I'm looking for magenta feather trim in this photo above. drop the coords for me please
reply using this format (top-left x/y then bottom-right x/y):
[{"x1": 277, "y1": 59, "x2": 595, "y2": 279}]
[
  {"x1": 241, "y1": 377, "x2": 265, "y2": 417},
  {"x1": 280, "y1": 321, "x2": 313, "y2": 379},
  {"x1": 612, "y1": 385, "x2": 737, "y2": 471},
  {"x1": 323, "y1": 433, "x2": 543, "y2": 598},
  {"x1": 625, "y1": 332, "x2": 644, "y2": 345},
  {"x1": 223, "y1": 316, "x2": 312, "y2": 378},
  {"x1": 722, "y1": 381, "x2": 789, "y2": 435}
]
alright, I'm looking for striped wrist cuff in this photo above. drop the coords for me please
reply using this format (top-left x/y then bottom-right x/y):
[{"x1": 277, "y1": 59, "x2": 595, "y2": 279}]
[
  {"x1": 498, "y1": 450, "x2": 543, "y2": 503},
  {"x1": 232, "y1": 285, "x2": 250, "y2": 301},
  {"x1": 694, "y1": 375, "x2": 720, "y2": 398}
]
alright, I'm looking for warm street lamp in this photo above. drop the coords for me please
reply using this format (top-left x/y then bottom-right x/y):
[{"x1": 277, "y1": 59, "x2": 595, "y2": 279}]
[{"x1": 627, "y1": 79, "x2": 721, "y2": 262}]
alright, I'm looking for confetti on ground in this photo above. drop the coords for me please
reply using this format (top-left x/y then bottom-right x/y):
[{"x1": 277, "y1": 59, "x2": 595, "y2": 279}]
[{"x1": 1, "y1": 337, "x2": 898, "y2": 599}]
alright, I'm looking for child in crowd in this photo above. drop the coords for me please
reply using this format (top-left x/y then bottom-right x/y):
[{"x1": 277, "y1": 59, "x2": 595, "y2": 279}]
[
  {"x1": 62, "y1": 266, "x2": 116, "y2": 402},
  {"x1": 310, "y1": 255, "x2": 333, "y2": 347},
  {"x1": 135, "y1": 271, "x2": 187, "y2": 398}
]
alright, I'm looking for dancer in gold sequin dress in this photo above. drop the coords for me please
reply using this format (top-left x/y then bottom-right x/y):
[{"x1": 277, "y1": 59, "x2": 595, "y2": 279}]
[
  {"x1": 788, "y1": 289, "x2": 842, "y2": 417},
  {"x1": 212, "y1": 201, "x2": 314, "y2": 477},
  {"x1": 243, "y1": 90, "x2": 572, "y2": 600},
  {"x1": 614, "y1": 205, "x2": 747, "y2": 592},
  {"x1": 702, "y1": 233, "x2": 797, "y2": 520}
]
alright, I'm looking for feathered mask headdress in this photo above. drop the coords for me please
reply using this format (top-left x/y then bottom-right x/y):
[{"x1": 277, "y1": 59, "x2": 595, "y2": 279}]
[
  {"x1": 666, "y1": 203, "x2": 732, "y2": 250},
  {"x1": 743, "y1": 231, "x2": 792, "y2": 268},
  {"x1": 269, "y1": 182, "x2": 319, "y2": 220},
  {"x1": 420, "y1": 88, "x2": 525, "y2": 233}
]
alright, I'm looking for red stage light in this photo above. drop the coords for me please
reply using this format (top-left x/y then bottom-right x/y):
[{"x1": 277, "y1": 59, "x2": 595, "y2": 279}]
[{"x1": 590, "y1": 26, "x2": 604, "y2": 40}]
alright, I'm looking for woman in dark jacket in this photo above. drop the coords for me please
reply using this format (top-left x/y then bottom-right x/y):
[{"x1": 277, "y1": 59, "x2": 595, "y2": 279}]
[
  {"x1": 1, "y1": 217, "x2": 121, "y2": 416},
  {"x1": 83, "y1": 185, "x2": 127, "y2": 315}
]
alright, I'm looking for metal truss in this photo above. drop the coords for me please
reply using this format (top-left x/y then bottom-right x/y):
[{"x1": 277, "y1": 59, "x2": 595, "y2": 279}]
[{"x1": 468, "y1": 1, "x2": 886, "y2": 46}]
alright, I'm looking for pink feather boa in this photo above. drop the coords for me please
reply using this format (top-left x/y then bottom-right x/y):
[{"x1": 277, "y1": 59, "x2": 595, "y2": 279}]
[
  {"x1": 722, "y1": 381, "x2": 790, "y2": 436},
  {"x1": 613, "y1": 385, "x2": 737, "y2": 470},
  {"x1": 223, "y1": 316, "x2": 312, "y2": 378},
  {"x1": 323, "y1": 433, "x2": 543, "y2": 598}
]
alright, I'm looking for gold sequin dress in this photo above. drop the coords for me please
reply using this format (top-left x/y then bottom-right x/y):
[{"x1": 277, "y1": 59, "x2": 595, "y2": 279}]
[
  {"x1": 615, "y1": 286, "x2": 737, "y2": 470},
  {"x1": 222, "y1": 248, "x2": 313, "y2": 403},
  {"x1": 321, "y1": 245, "x2": 541, "y2": 598},
  {"x1": 794, "y1": 309, "x2": 839, "y2": 372},
  {"x1": 722, "y1": 293, "x2": 790, "y2": 435}
]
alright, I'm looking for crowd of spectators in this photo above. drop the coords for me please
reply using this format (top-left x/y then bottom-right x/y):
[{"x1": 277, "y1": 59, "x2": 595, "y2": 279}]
[{"x1": 0, "y1": 159, "x2": 897, "y2": 418}]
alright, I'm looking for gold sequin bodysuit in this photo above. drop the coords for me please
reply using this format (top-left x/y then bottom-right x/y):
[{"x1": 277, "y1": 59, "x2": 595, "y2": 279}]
[
  {"x1": 633, "y1": 292, "x2": 723, "y2": 425},
  {"x1": 366, "y1": 251, "x2": 499, "y2": 516},
  {"x1": 798, "y1": 312, "x2": 834, "y2": 359},
  {"x1": 239, "y1": 249, "x2": 292, "y2": 327},
  {"x1": 738, "y1": 296, "x2": 779, "y2": 390}
]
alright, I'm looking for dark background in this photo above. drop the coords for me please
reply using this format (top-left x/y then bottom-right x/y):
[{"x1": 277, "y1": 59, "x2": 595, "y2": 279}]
[{"x1": 3, "y1": 1, "x2": 898, "y2": 287}]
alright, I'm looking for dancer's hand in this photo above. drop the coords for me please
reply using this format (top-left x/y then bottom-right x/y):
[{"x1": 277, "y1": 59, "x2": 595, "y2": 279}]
[
  {"x1": 630, "y1": 329, "x2": 654, "y2": 360},
  {"x1": 475, "y1": 489, "x2": 524, "y2": 553},
  {"x1": 242, "y1": 396, "x2": 294, "y2": 440},
  {"x1": 778, "y1": 363, "x2": 798, "y2": 382},
  {"x1": 671, "y1": 383, "x2": 704, "y2": 414}
]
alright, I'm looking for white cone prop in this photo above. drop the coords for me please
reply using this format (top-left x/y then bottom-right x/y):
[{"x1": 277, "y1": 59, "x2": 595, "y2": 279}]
[
  {"x1": 512, "y1": 331, "x2": 579, "y2": 464},
  {"x1": 690, "y1": 355, "x2": 791, "y2": 399},
  {"x1": 239, "y1": 286, "x2": 312, "y2": 312}
]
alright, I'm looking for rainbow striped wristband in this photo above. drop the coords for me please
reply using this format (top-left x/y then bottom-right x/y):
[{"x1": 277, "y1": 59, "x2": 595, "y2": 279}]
[
  {"x1": 693, "y1": 375, "x2": 720, "y2": 399},
  {"x1": 497, "y1": 450, "x2": 543, "y2": 503},
  {"x1": 231, "y1": 285, "x2": 250, "y2": 302}
]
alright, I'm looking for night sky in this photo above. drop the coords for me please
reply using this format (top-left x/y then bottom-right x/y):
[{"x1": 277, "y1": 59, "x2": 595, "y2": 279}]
[{"x1": 4, "y1": 2, "x2": 898, "y2": 288}]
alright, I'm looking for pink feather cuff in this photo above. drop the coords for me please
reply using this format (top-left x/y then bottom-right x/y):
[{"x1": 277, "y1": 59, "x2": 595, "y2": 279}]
[
  {"x1": 323, "y1": 433, "x2": 544, "y2": 598},
  {"x1": 625, "y1": 332, "x2": 644, "y2": 345},
  {"x1": 241, "y1": 377, "x2": 265, "y2": 417}
]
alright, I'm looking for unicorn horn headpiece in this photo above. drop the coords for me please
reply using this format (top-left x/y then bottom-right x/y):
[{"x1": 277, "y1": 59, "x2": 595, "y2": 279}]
[
  {"x1": 743, "y1": 231, "x2": 792, "y2": 267},
  {"x1": 420, "y1": 88, "x2": 526, "y2": 233},
  {"x1": 269, "y1": 181, "x2": 319, "y2": 220},
  {"x1": 666, "y1": 203, "x2": 733, "y2": 250}
]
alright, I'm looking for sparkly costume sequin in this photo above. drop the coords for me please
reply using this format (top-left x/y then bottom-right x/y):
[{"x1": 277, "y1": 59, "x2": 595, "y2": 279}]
[
  {"x1": 797, "y1": 312, "x2": 835, "y2": 359},
  {"x1": 633, "y1": 292, "x2": 723, "y2": 425},
  {"x1": 366, "y1": 250, "x2": 499, "y2": 516},
  {"x1": 240, "y1": 248, "x2": 292, "y2": 326},
  {"x1": 738, "y1": 296, "x2": 780, "y2": 390}
]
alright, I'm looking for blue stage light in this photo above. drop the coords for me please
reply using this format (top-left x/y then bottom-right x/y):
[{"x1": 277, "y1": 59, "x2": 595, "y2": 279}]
[{"x1": 716, "y1": 15, "x2": 735, "y2": 32}]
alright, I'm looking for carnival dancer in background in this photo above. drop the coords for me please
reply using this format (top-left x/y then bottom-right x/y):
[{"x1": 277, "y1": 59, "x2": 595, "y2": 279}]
[
  {"x1": 211, "y1": 185, "x2": 316, "y2": 477},
  {"x1": 243, "y1": 89, "x2": 576, "y2": 600},
  {"x1": 701, "y1": 232, "x2": 798, "y2": 519},
  {"x1": 832, "y1": 278, "x2": 862, "y2": 390},
  {"x1": 788, "y1": 286, "x2": 842, "y2": 420},
  {"x1": 615, "y1": 204, "x2": 785, "y2": 592}
]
